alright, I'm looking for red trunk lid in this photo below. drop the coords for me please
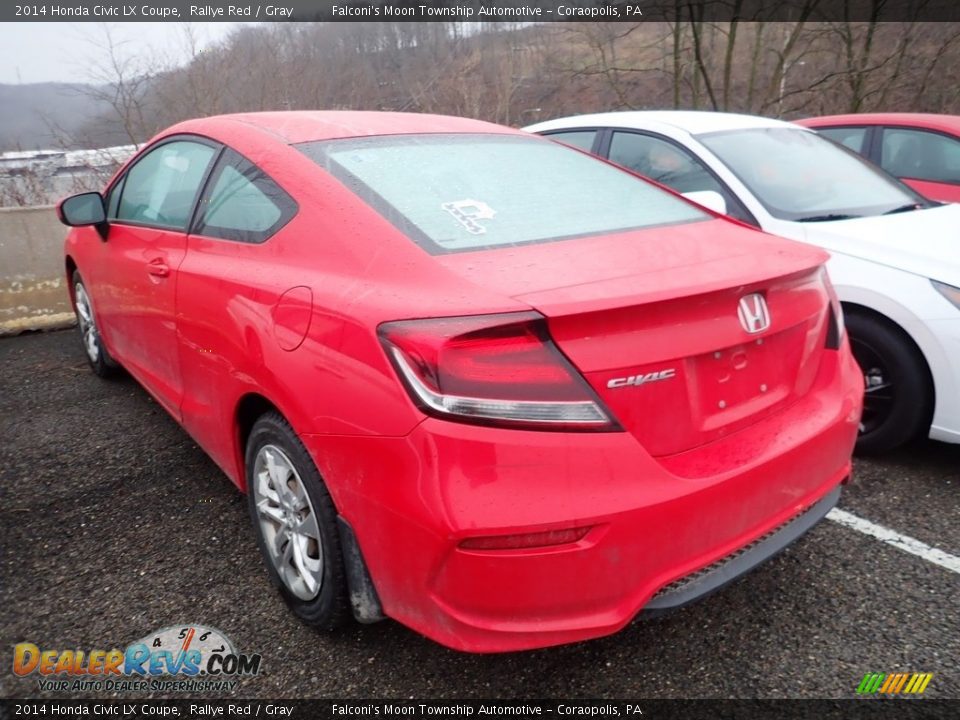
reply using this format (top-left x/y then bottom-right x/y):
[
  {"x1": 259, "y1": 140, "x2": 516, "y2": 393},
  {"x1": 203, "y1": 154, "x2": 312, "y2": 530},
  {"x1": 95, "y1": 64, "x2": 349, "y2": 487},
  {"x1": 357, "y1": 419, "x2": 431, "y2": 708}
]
[{"x1": 437, "y1": 219, "x2": 832, "y2": 455}]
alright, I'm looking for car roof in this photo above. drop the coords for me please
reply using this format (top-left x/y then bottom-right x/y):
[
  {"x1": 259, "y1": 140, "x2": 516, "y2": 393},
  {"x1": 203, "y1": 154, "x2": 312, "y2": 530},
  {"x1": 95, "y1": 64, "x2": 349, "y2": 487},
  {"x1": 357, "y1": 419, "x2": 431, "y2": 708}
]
[
  {"x1": 167, "y1": 111, "x2": 520, "y2": 145},
  {"x1": 797, "y1": 113, "x2": 960, "y2": 135},
  {"x1": 527, "y1": 111, "x2": 798, "y2": 136}
]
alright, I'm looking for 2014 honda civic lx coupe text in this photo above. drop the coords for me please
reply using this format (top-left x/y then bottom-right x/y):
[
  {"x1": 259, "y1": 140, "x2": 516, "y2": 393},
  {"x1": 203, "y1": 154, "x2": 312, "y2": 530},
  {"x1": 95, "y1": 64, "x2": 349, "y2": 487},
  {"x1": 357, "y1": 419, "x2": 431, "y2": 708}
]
[{"x1": 57, "y1": 112, "x2": 863, "y2": 652}]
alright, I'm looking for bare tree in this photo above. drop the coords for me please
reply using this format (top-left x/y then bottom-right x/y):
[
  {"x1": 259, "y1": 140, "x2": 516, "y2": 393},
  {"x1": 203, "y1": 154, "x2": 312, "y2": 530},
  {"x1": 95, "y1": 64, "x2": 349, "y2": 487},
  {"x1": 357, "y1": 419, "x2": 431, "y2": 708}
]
[
  {"x1": 41, "y1": 19, "x2": 960, "y2": 153},
  {"x1": 75, "y1": 24, "x2": 161, "y2": 147}
]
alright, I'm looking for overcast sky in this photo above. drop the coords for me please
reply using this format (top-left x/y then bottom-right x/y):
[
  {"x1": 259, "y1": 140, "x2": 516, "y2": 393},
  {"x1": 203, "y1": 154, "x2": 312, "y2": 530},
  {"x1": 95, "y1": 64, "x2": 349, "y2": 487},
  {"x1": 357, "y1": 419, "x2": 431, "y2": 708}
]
[{"x1": 0, "y1": 23, "x2": 248, "y2": 85}]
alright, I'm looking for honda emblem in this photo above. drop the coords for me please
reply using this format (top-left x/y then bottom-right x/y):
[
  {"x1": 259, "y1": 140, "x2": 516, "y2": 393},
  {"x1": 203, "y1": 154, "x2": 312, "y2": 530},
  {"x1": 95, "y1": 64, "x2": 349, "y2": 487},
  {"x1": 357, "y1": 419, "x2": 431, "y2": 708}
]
[{"x1": 738, "y1": 293, "x2": 771, "y2": 334}]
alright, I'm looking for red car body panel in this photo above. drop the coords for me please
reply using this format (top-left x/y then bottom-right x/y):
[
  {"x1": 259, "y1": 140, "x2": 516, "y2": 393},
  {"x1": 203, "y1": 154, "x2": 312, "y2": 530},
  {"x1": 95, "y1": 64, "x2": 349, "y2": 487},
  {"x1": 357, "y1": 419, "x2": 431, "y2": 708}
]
[
  {"x1": 799, "y1": 113, "x2": 960, "y2": 202},
  {"x1": 90, "y1": 223, "x2": 187, "y2": 418},
  {"x1": 901, "y1": 177, "x2": 960, "y2": 202},
  {"x1": 302, "y1": 328, "x2": 860, "y2": 651},
  {"x1": 63, "y1": 111, "x2": 862, "y2": 652}
]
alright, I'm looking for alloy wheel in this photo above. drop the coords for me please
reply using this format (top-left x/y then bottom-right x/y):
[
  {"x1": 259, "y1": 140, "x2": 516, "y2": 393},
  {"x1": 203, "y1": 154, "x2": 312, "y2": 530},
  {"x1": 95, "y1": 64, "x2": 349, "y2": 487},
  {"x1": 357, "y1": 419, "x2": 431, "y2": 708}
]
[
  {"x1": 251, "y1": 444, "x2": 324, "y2": 601},
  {"x1": 74, "y1": 283, "x2": 100, "y2": 363},
  {"x1": 850, "y1": 337, "x2": 894, "y2": 436}
]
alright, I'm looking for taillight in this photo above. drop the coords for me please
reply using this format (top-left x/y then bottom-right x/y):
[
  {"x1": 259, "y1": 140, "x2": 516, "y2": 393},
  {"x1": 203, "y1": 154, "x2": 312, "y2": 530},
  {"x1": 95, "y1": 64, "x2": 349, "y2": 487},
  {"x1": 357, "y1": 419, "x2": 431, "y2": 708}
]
[
  {"x1": 379, "y1": 312, "x2": 619, "y2": 431},
  {"x1": 822, "y1": 269, "x2": 845, "y2": 350}
]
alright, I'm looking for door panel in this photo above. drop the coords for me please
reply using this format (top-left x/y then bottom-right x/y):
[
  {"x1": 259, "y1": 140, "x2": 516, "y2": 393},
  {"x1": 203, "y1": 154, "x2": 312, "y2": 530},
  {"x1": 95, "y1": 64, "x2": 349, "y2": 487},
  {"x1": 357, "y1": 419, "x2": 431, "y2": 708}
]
[
  {"x1": 99, "y1": 138, "x2": 219, "y2": 417},
  {"x1": 101, "y1": 224, "x2": 188, "y2": 417}
]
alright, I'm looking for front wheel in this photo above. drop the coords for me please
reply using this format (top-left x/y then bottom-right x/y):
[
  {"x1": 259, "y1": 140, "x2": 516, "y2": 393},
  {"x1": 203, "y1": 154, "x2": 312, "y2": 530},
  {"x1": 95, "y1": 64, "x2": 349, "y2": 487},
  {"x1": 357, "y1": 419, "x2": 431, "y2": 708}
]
[
  {"x1": 846, "y1": 311, "x2": 933, "y2": 455},
  {"x1": 72, "y1": 271, "x2": 119, "y2": 378},
  {"x1": 245, "y1": 412, "x2": 350, "y2": 630}
]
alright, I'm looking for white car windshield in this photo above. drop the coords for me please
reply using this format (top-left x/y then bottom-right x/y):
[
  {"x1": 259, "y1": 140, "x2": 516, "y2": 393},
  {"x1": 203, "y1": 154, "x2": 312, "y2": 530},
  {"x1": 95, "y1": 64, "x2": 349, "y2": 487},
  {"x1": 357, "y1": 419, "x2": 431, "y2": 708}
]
[{"x1": 698, "y1": 128, "x2": 929, "y2": 222}]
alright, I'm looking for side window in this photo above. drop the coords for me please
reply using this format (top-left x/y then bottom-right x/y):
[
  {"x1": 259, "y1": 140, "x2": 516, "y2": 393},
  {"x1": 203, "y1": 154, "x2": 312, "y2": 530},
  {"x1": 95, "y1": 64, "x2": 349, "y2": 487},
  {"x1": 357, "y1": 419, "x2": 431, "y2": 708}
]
[
  {"x1": 608, "y1": 131, "x2": 755, "y2": 224},
  {"x1": 817, "y1": 126, "x2": 868, "y2": 154},
  {"x1": 106, "y1": 176, "x2": 125, "y2": 219},
  {"x1": 880, "y1": 128, "x2": 960, "y2": 184},
  {"x1": 116, "y1": 140, "x2": 216, "y2": 230},
  {"x1": 193, "y1": 149, "x2": 297, "y2": 244},
  {"x1": 543, "y1": 130, "x2": 597, "y2": 153}
]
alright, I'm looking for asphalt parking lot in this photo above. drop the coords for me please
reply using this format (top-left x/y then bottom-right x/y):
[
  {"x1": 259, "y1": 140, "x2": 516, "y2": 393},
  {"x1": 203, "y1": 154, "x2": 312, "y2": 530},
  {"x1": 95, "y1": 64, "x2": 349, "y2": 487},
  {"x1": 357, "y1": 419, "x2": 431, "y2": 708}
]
[{"x1": 2, "y1": 328, "x2": 958, "y2": 700}]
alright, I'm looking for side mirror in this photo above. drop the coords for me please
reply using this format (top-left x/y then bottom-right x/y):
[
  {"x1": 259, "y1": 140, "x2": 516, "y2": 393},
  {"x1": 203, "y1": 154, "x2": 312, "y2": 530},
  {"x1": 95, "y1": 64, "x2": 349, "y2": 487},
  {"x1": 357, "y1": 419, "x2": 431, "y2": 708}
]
[
  {"x1": 682, "y1": 190, "x2": 727, "y2": 216},
  {"x1": 57, "y1": 192, "x2": 107, "y2": 227}
]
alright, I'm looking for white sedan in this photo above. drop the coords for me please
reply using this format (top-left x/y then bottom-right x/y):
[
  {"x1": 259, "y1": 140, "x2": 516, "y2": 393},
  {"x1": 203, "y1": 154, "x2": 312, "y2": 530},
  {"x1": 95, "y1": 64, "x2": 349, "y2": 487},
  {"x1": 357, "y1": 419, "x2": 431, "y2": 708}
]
[{"x1": 526, "y1": 111, "x2": 960, "y2": 453}]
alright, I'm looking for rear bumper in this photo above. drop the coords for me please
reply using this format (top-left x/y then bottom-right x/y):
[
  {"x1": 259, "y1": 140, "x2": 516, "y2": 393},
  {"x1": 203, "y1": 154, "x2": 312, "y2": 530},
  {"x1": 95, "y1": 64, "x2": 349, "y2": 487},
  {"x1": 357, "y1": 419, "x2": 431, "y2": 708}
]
[
  {"x1": 305, "y1": 346, "x2": 862, "y2": 652},
  {"x1": 643, "y1": 485, "x2": 840, "y2": 614}
]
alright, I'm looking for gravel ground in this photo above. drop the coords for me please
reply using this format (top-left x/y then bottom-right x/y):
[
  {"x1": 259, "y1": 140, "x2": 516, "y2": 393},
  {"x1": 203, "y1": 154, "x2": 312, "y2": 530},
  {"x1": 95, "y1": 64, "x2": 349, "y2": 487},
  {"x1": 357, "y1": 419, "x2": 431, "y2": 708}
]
[{"x1": 2, "y1": 329, "x2": 958, "y2": 700}]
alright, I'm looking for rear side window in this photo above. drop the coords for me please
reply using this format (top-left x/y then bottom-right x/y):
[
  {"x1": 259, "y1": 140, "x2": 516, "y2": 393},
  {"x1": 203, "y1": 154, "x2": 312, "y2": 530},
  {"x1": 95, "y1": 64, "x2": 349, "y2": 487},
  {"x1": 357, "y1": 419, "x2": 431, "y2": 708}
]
[
  {"x1": 880, "y1": 128, "x2": 960, "y2": 184},
  {"x1": 115, "y1": 140, "x2": 216, "y2": 230},
  {"x1": 543, "y1": 130, "x2": 597, "y2": 152},
  {"x1": 194, "y1": 149, "x2": 297, "y2": 243},
  {"x1": 817, "y1": 126, "x2": 868, "y2": 154},
  {"x1": 297, "y1": 134, "x2": 706, "y2": 254}
]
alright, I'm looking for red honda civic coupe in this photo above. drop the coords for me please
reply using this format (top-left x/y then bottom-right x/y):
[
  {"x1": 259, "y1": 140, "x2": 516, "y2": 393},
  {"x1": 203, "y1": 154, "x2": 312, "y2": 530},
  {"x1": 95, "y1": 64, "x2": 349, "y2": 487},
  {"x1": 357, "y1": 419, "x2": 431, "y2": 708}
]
[{"x1": 57, "y1": 112, "x2": 862, "y2": 652}]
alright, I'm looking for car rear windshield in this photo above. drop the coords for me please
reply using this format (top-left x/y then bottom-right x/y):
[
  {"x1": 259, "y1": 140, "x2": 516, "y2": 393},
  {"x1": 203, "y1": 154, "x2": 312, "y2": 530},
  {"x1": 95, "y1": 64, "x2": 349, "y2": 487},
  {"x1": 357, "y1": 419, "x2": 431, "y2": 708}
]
[{"x1": 297, "y1": 134, "x2": 706, "y2": 254}]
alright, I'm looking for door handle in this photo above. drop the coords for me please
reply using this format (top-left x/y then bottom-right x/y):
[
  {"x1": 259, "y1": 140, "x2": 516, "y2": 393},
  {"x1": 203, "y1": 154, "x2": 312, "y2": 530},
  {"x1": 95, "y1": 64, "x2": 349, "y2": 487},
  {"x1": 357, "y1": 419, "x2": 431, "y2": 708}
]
[{"x1": 147, "y1": 258, "x2": 170, "y2": 277}]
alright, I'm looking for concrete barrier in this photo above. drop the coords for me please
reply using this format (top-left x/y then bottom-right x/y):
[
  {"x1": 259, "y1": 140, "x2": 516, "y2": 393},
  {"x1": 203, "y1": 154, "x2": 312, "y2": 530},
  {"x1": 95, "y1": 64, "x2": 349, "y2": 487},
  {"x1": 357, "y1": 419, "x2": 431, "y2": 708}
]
[{"x1": 0, "y1": 205, "x2": 75, "y2": 335}]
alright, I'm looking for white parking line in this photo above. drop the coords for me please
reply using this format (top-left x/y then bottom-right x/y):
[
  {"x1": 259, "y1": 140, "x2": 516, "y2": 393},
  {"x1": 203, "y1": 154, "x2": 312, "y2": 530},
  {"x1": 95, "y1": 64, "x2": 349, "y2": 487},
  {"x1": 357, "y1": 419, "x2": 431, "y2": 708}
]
[{"x1": 827, "y1": 508, "x2": 960, "y2": 575}]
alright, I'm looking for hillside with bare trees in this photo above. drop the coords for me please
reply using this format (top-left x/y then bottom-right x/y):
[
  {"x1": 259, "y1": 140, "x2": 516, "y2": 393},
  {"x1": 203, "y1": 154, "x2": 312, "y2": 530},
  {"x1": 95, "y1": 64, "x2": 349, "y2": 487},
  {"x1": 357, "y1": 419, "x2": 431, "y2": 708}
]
[{"x1": 6, "y1": 19, "x2": 960, "y2": 153}]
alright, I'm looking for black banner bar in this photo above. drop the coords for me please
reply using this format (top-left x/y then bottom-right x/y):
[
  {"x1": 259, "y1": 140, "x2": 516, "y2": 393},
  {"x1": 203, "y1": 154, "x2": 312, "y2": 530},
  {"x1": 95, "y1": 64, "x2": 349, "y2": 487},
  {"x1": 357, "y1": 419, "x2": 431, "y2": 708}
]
[
  {"x1": 2, "y1": 699, "x2": 958, "y2": 720},
  {"x1": 4, "y1": 0, "x2": 960, "y2": 23}
]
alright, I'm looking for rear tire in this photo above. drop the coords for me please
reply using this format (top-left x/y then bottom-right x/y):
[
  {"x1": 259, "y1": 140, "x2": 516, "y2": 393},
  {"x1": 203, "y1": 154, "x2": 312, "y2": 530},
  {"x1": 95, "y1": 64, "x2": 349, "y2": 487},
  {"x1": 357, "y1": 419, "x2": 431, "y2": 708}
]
[
  {"x1": 245, "y1": 412, "x2": 351, "y2": 630},
  {"x1": 846, "y1": 311, "x2": 932, "y2": 455},
  {"x1": 72, "y1": 271, "x2": 119, "y2": 378}
]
